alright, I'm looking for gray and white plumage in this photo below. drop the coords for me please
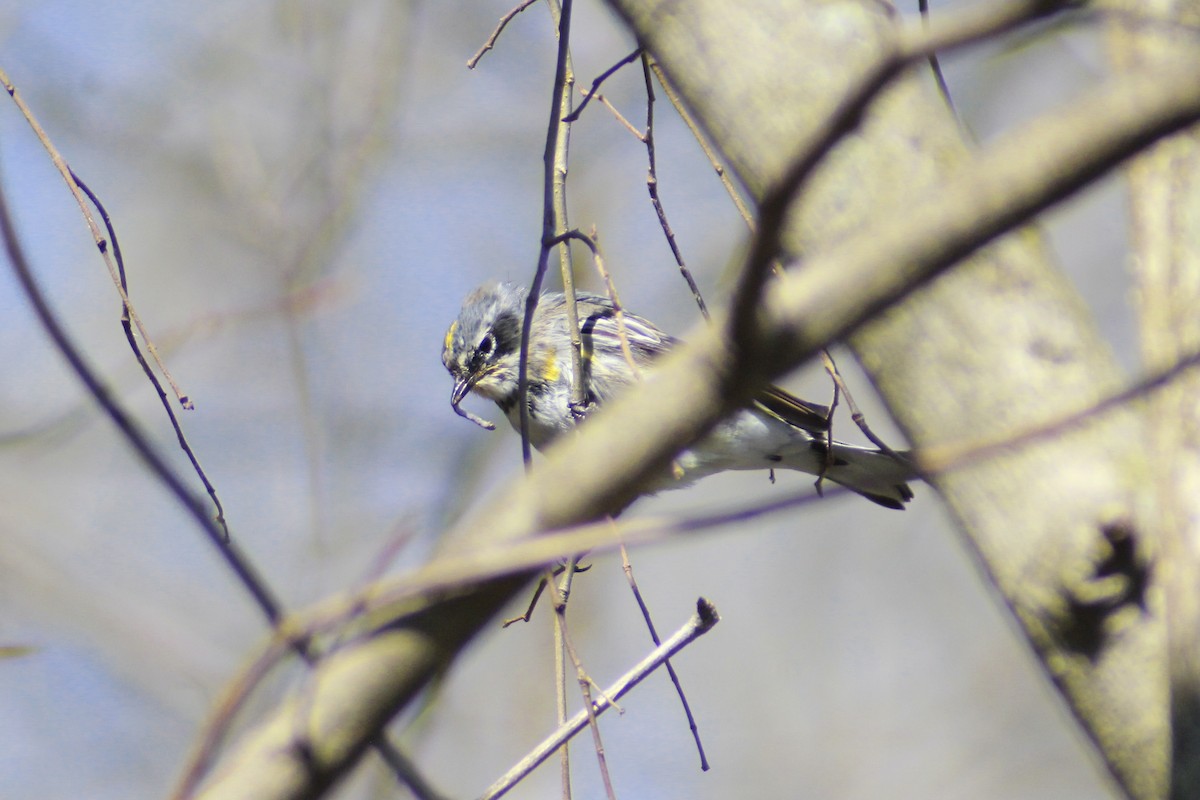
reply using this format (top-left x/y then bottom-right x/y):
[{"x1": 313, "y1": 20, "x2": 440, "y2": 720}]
[{"x1": 442, "y1": 282, "x2": 914, "y2": 508}]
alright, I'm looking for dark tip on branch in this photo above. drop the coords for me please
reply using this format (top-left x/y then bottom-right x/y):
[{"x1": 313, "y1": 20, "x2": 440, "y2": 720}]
[{"x1": 695, "y1": 597, "x2": 720, "y2": 628}]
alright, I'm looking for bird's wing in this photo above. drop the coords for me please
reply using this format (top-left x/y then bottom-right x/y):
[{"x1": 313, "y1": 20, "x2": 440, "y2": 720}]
[
  {"x1": 753, "y1": 385, "x2": 831, "y2": 435},
  {"x1": 576, "y1": 299, "x2": 676, "y2": 367},
  {"x1": 572, "y1": 293, "x2": 830, "y2": 434}
]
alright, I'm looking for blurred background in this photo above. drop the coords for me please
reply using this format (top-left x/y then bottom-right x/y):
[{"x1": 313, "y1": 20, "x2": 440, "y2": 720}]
[{"x1": 0, "y1": 1, "x2": 1130, "y2": 797}]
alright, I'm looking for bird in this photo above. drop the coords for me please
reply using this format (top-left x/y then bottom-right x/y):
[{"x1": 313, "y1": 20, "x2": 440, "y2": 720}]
[{"x1": 441, "y1": 281, "x2": 915, "y2": 508}]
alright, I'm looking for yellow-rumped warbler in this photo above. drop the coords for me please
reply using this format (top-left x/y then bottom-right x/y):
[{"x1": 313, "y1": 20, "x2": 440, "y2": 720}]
[{"x1": 442, "y1": 282, "x2": 914, "y2": 508}]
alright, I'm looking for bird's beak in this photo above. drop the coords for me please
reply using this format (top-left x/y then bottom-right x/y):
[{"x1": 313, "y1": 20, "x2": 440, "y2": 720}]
[
  {"x1": 451, "y1": 374, "x2": 473, "y2": 406},
  {"x1": 450, "y1": 373, "x2": 496, "y2": 431}
]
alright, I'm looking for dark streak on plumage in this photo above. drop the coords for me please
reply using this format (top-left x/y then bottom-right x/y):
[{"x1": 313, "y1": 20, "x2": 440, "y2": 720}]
[{"x1": 491, "y1": 311, "x2": 521, "y2": 358}]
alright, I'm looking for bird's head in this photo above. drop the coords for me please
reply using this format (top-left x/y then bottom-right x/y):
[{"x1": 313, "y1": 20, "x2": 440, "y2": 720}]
[{"x1": 442, "y1": 282, "x2": 526, "y2": 428}]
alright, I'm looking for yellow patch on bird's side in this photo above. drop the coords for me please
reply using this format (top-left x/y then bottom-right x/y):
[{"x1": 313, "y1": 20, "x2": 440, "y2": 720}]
[
  {"x1": 443, "y1": 321, "x2": 458, "y2": 352},
  {"x1": 540, "y1": 350, "x2": 560, "y2": 382}
]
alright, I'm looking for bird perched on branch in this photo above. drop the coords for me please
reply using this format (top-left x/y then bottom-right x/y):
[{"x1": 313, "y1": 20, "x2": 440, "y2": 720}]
[{"x1": 441, "y1": 281, "x2": 914, "y2": 508}]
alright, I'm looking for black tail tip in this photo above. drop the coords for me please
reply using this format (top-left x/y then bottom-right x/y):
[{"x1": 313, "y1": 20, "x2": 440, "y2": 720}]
[{"x1": 862, "y1": 483, "x2": 914, "y2": 510}]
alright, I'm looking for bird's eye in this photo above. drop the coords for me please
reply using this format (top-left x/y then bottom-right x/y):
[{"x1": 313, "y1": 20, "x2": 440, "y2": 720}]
[{"x1": 477, "y1": 333, "x2": 495, "y2": 357}]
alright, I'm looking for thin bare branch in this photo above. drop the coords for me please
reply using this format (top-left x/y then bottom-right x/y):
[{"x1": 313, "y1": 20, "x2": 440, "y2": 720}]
[
  {"x1": 563, "y1": 47, "x2": 641, "y2": 122},
  {"x1": 0, "y1": 67, "x2": 192, "y2": 408},
  {"x1": 468, "y1": 0, "x2": 539, "y2": 69},
  {"x1": 478, "y1": 600, "x2": 720, "y2": 800},
  {"x1": 0, "y1": 76, "x2": 426, "y2": 796},
  {"x1": 70, "y1": 173, "x2": 232, "y2": 541},
  {"x1": 582, "y1": 89, "x2": 644, "y2": 138},
  {"x1": 529, "y1": 12, "x2": 586, "y2": 792},
  {"x1": 646, "y1": 58, "x2": 756, "y2": 253},
  {"x1": 503, "y1": 576, "x2": 550, "y2": 627},
  {"x1": 545, "y1": 0, "x2": 585, "y2": 421},
  {"x1": 568, "y1": 55, "x2": 711, "y2": 320},
  {"x1": 640, "y1": 56, "x2": 710, "y2": 319},
  {"x1": 0, "y1": 164, "x2": 283, "y2": 639},
  {"x1": 551, "y1": 565, "x2": 574, "y2": 800},
  {"x1": 820, "y1": 349, "x2": 907, "y2": 461},
  {"x1": 919, "y1": 0, "x2": 959, "y2": 117},
  {"x1": 519, "y1": 0, "x2": 581, "y2": 463},
  {"x1": 618, "y1": 542, "x2": 709, "y2": 770},
  {"x1": 548, "y1": 563, "x2": 616, "y2": 800}
]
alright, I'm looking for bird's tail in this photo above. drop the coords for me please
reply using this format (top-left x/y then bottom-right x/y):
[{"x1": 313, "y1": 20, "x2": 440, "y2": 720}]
[{"x1": 782, "y1": 441, "x2": 916, "y2": 510}]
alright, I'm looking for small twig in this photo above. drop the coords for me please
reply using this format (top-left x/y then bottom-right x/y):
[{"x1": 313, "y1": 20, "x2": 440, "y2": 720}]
[
  {"x1": 661, "y1": 55, "x2": 883, "y2": 476},
  {"x1": 0, "y1": 67, "x2": 192, "y2": 409},
  {"x1": 517, "y1": 244, "x2": 553, "y2": 464},
  {"x1": 503, "y1": 575, "x2": 550, "y2": 627},
  {"x1": 648, "y1": 61, "x2": 870, "y2": 452},
  {"x1": 618, "y1": 542, "x2": 709, "y2": 770},
  {"x1": 520, "y1": 0, "x2": 581, "y2": 463},
  {"x1": 646, "y1": 57, "x2": 756, "y2": 247},
  {"x1": 640, "y1": 55, "x2": 709, "y2": 319},
  {"x1": 920, "y1": 0, "x2": 959, "y2": 117},
  {"x1": 585, "y1": 231, "x2": 639, "y2": 375},
  {"x1": 467, "y1": 0, "x2": 539, "y2": 69},
  {"x1": 813, "y1": 351, "x2": 843, "y2": 496},
  {"x1": 563, "y1": 47, "x2": 642, "y2": 122},
  {"x1": 582, "y1": 90, "x2": 644, "y2": 139},
  {"x1": 478, "y1": 599, "x2": 720, "y2": 800},
  {"x1": 547, "y1": 563, "x2": 617, "y2": 800},
  {"x1": 652, "y1": 53, "x2": 914, "y2": 458},
  {"x1": 366, "y1": 742, "x2": 449, "y2": 800},
  {"x1": 71, "y1": 173, "x2": 232, "y2": 542},
  {"x1": 820, "y1": 350, "x2": 907, "y2": 462},
  {"x1": 571, "y1": 56, "x2": 711, "y2": 320},
  {"x1": 551, "y1": 565, "x2": 574, "y2": 800},
  {"x1": 502, "y1": 562, "x2": 589, "y2": 627},
  {"x1": 546, "y1": 0, "x2": 585, "y2": 424}
]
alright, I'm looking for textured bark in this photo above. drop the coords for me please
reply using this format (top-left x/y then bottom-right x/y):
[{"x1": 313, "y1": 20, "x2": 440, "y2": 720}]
[{"x1": 1109, "y1": 2, "x2": 1200, "y2": 796}]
